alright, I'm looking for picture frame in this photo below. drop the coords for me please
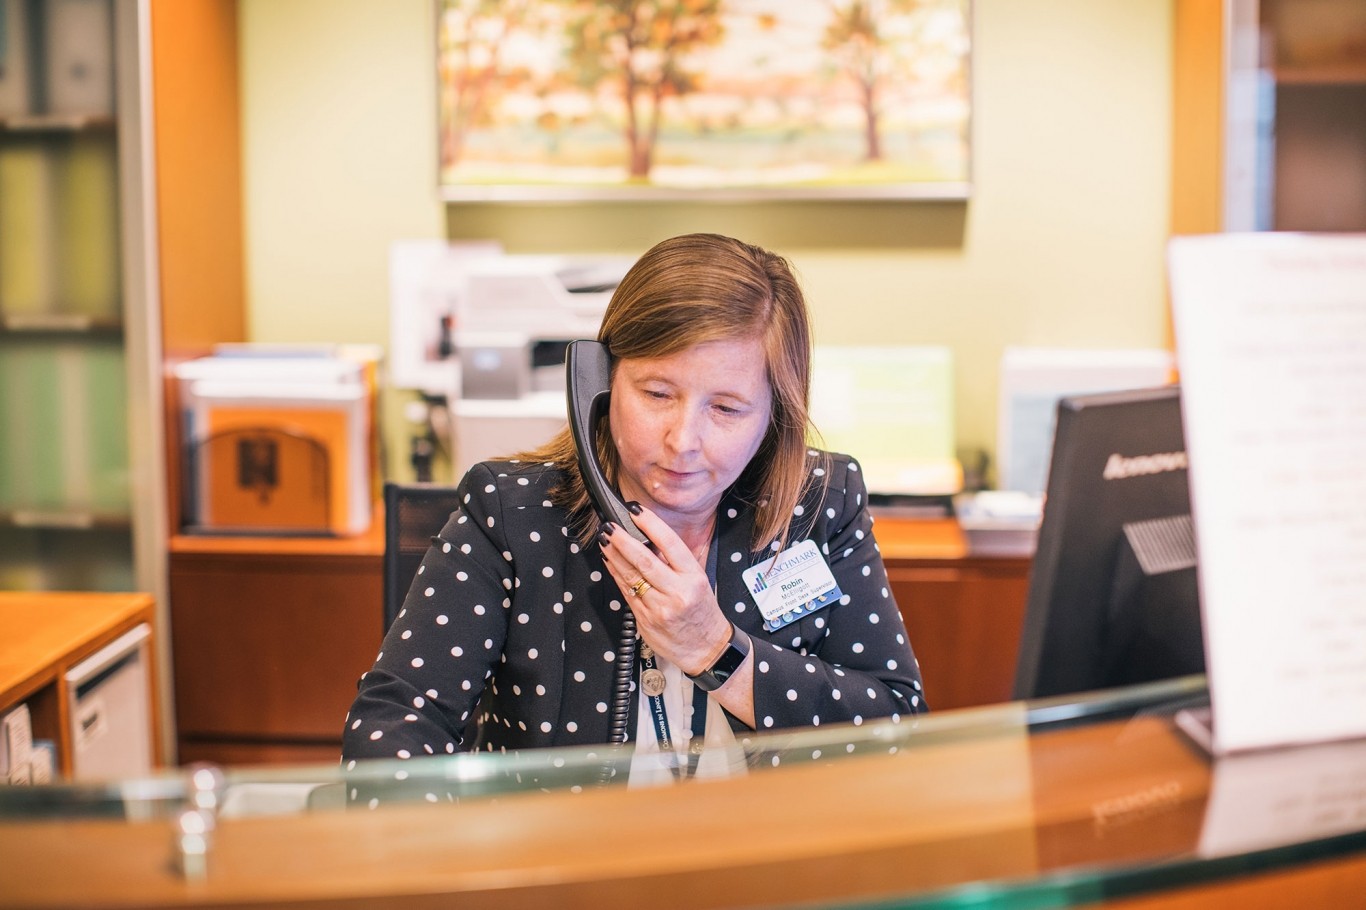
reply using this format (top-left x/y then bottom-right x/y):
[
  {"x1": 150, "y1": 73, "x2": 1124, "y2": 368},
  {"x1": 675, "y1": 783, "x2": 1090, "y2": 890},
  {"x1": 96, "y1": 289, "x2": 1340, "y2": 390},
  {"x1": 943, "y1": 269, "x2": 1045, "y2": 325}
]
[{"x1": 436, "y1": 0, "x2": 973, "y2": 202}]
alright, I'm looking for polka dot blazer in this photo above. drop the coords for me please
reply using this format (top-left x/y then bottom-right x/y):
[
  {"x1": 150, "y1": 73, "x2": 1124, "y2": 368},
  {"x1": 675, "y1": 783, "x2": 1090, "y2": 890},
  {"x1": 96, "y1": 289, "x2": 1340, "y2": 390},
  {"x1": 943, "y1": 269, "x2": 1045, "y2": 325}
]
[{"x1": 342, "y1": 450, "x2": 925, "y2": 764}]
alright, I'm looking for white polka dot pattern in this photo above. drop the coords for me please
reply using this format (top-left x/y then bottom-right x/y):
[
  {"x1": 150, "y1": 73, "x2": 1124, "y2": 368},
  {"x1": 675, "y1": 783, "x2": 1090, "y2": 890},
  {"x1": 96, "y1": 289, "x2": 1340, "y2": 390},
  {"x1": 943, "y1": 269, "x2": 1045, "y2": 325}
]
[{"x1": 342, "y1": 453, "x2": 926, "y2": 798}]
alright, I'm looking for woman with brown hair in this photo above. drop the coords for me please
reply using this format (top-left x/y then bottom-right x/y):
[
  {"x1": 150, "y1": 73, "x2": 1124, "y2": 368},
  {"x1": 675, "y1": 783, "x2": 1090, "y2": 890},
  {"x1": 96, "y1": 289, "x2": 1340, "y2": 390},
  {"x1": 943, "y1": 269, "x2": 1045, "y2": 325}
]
[{"x1": 344, "y1": 233, "x2": 924, "y2": 789}]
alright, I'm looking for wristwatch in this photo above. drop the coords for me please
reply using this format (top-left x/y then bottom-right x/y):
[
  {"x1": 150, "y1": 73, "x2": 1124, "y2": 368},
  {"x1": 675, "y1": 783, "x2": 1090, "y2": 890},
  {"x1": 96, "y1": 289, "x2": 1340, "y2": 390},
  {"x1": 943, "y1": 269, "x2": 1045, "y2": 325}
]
[{"x1": 687, "y1": 625, "x2": 751, "y2": 692}]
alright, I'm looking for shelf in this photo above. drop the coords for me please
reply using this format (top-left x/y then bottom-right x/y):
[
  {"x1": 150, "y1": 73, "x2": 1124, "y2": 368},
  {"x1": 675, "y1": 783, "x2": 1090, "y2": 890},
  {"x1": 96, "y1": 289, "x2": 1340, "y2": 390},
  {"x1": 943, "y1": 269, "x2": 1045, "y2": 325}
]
[
  {"x1": 0, "y1": 314, "x2": 124, "y2": 337},
  {"x1": 1275, "y1": 62, "x2": 1366, "y2": 86},
  {"x1": 0, "y1": 115, "x2": 117, "y2": 135},
  {"x1": 1, "y1": 510, "x2": 132, "y2": 532},
  {"x1": 169, "y1": 502, "x2": 385, "y2": 558}
]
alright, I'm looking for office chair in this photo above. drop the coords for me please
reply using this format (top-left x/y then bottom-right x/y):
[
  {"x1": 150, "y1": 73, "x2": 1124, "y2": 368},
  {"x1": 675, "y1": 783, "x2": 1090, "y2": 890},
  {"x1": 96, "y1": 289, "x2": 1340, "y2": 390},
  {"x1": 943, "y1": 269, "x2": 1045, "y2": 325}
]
[{"x1": 382, "y1": 481, "x2": 463, "y2": 634}]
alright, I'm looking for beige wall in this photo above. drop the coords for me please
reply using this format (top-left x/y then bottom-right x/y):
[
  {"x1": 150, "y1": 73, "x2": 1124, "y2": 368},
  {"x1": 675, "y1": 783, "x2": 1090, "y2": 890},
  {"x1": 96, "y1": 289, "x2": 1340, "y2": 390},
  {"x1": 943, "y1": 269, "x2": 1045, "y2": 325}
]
[{"x1": 240, "y1": 0, "x2": 1173, "y2": 485}]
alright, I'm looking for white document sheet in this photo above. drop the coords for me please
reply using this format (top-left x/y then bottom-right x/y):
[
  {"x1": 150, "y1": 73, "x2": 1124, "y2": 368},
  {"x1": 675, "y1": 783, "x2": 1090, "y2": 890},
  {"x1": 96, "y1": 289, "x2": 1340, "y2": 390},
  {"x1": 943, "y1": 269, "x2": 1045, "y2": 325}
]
[
  {"x1": 1168, "y1": 233, "x2": 1366, "y2": 754},
  {"x1": 1198, "y1": 735, "x2": 1366, "y2": 858}
]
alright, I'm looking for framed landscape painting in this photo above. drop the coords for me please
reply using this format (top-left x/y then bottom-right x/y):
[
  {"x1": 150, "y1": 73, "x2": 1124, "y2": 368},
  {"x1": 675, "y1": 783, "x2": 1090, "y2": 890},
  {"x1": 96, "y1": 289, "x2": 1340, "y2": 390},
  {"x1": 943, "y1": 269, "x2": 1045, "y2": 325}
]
[{"x1": 437, "y1": 0, "x2": 972, "y2": 201}]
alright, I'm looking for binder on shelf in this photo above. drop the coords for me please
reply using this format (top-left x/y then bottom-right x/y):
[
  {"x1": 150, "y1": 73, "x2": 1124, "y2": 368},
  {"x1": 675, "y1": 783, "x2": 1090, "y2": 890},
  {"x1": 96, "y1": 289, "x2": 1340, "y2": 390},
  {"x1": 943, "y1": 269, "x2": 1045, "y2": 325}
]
[
  {"x1": 84, "y1": 342, "x2": 129, "y2": 513},
  {"x1": 0, "y1": 0, "x2": 34, "y2": 118},
  {"x1": 0, "y1": 337, "x2": 128, "y2": 518},
  {"x1": 43, "y1": 0, "x2": 114, "y2": 118},
  {"x1": 57, "y1": 132, "x2": 120, "y2": 320},
  {"x1": 1, "y1": 702, "x2": 33, "y2": 783},
  {"x1": 0, "y1": 140, "x2": 58, "y2": 316},
  {"x1": 0, "y1": 340, "x2": 66, "y2": 512}
]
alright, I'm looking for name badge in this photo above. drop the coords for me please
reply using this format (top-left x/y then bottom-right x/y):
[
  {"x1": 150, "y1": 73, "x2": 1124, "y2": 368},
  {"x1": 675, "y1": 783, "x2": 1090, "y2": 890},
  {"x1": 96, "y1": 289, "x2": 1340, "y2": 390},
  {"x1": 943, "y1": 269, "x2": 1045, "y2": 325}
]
[{"x1": 742, "y1": 539, "x2": 843, "y2": 632}]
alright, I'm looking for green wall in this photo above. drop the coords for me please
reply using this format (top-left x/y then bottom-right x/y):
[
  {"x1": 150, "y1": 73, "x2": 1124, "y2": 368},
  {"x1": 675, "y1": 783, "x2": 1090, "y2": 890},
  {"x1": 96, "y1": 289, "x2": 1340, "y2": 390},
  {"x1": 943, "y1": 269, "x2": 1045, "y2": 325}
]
[{"x1": 240, "y1": 0, "x2": 1173, "y2": 485}]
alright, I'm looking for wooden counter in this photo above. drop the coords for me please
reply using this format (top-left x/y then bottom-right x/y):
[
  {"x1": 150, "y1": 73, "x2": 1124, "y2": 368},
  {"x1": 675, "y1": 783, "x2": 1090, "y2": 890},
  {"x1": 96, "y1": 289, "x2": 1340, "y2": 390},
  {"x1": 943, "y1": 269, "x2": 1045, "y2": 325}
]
[
  {"x1": 0, "y1": 592, "x2": 159, "y2": 777},
  {"x1": 4, "y1": 691, "x2": 1365, "y2": 909}
]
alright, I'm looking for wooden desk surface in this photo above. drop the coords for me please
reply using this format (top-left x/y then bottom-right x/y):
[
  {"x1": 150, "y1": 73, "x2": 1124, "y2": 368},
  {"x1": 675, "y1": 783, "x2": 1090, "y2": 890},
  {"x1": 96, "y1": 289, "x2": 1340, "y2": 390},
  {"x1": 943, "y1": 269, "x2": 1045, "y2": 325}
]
[
  {"x1": 873, "y1": 515, "x2": 970, "y2": 560},
  {"x1": 0, "y1": 592, "x2": 155, "y2": 711},
  {"x1": 167, "y1": 509, "x2": 954, "y2": 563}
]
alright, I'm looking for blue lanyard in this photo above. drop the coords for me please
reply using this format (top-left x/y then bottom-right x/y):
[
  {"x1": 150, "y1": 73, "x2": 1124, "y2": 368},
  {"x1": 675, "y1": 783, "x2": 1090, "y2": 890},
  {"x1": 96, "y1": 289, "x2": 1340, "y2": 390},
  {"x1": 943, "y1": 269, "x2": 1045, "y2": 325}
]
[
  {"x1": 640, "y1": 645, "x2": 709, "y2": 778},
  {"x1": 640, "y1": 533, "x2": 719, "y2": 779}
]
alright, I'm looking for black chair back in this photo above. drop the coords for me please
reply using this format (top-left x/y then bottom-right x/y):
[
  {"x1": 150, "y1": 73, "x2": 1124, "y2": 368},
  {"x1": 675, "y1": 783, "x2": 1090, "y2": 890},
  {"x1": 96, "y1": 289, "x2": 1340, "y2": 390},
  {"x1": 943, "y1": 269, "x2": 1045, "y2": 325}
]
[{"x1": 382, "y1": 482, "x2": 462, "y2": 634}]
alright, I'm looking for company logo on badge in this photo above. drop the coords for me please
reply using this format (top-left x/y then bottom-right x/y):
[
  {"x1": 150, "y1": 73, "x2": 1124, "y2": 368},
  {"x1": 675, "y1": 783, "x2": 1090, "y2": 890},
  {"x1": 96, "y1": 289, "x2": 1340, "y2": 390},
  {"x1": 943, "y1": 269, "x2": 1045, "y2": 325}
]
[{"x1": 741, "y1": 540, "x2": 842, "y2": 632}]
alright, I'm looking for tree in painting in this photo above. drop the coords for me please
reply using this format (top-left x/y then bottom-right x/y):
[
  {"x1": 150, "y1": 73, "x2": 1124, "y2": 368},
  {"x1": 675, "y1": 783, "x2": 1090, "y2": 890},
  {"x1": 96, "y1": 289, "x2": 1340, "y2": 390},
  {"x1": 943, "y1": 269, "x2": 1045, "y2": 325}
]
[
  {"x1": 438, "y1": 0, "x2": 542, "y2": 166},
  {"x1": 436, "y1": 0, "x2": 972, "y2": 195},
  {"x1": 560, "y1": 0, "x2": 725, "y2": 179},
  {"x1": 822, "y1": 0, "x2": 951, "y2": 164}
]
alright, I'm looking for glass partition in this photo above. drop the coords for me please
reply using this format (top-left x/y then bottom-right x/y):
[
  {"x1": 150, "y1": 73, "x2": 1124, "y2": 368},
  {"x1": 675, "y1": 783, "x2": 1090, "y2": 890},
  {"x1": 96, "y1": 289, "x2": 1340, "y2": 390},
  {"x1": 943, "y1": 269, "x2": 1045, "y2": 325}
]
[
  {"x1": 0, "y1": 675, "x2": 1203, "y2": 822},
  {"x1": 5, "y1": 675, "x2": 1366, "y2": 909}
]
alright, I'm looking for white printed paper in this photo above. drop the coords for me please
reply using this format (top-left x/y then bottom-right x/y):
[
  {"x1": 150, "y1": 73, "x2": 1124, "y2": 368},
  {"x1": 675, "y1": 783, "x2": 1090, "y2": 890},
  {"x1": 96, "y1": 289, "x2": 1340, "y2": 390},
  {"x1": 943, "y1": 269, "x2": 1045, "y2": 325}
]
[
  {"x1": 1168, "y1": 233, "x2": 1366, "y2": 754},
  {"x1": 1198, "y1": 735, "x2": 1366, "y2": 857}
]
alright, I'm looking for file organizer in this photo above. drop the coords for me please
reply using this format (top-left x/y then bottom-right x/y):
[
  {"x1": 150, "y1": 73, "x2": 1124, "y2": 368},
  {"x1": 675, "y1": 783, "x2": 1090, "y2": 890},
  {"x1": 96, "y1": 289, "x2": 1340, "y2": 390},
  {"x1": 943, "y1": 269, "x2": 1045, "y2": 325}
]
[{"x1": 175, "y1": 351, "x2": 376, "y2": 536}]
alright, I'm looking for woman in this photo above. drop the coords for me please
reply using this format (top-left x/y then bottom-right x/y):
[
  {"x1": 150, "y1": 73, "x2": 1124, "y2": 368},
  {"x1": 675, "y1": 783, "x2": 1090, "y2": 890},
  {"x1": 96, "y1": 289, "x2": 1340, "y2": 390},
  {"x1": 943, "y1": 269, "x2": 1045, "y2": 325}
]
[{"x1": 343, "y1": 233, "x2": 925, "y2": 780}]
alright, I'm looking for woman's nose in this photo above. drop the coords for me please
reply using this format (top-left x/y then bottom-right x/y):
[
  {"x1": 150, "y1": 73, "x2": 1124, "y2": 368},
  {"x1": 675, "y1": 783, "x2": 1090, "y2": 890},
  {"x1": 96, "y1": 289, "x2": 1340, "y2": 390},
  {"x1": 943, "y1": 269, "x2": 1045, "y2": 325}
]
[{"x1": 663, "y1": 407, "x2": 703, "y2": 453}]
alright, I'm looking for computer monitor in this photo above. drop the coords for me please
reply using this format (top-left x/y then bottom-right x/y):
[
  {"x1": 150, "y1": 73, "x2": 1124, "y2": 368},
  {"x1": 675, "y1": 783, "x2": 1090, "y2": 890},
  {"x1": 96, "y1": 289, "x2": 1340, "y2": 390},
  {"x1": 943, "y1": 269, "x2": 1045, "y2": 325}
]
[{"x1": 1012, "y1": 385, "x2": 1205, "y2": 700}]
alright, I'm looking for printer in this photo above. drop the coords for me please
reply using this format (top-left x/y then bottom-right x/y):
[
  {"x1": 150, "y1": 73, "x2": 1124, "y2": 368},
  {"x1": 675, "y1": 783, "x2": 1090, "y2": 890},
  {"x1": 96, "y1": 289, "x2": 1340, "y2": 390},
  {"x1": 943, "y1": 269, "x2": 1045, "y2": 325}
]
[
  {"x1": 452, "y1": 255, "x2": 628, "y2": 400},
  {"x1": 445, "y1": 253, "x2": 631, "y2": 477},
  {"x1": 388, "y1": 243, "x2": 633, "y2": 477}
]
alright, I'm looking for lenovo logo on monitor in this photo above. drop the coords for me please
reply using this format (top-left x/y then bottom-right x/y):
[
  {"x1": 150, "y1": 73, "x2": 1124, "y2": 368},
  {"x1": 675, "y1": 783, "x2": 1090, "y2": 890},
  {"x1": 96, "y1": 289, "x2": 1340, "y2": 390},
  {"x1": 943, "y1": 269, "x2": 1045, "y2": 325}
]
[{"x1": 1102, "y1": 451, "x2": 1189, "y2": 481}]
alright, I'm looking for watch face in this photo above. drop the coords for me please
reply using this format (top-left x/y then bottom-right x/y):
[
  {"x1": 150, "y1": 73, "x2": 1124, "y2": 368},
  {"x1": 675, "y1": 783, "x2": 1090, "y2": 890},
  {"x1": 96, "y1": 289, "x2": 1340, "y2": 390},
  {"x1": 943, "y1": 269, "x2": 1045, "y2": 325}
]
[
  {"x1": 712, "y1": 642, "x2": 748, "y2": 678},
  {"x1": 692, "y1": 636, "x2": 750, "y2": 691}
]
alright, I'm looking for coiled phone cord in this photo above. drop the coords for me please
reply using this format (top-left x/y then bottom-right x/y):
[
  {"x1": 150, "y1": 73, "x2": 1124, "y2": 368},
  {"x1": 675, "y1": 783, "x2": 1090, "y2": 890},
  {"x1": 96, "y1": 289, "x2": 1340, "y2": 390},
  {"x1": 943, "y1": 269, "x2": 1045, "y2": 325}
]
[
  {"x1": 596, "y1": 610, "x2": 638, "y2": 785},
  {"x1": 608, "y1": 611, "x2": 638, "y2": 745}
]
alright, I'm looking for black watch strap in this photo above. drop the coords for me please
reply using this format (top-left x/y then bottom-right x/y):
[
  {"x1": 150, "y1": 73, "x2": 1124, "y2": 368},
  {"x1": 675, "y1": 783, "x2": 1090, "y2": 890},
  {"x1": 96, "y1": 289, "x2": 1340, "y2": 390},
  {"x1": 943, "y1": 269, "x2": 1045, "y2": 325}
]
[{"x1": 687, "y1": 626, "x2": 751, "y2": 692}]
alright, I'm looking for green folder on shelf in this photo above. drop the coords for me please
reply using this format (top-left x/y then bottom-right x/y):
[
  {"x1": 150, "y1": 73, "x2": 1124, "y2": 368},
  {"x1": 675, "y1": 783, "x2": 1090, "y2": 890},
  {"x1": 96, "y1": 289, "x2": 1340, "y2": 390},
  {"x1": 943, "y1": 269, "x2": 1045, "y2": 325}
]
[
  {"x1": 0, "y1": 339, "x2": 127, "y2": 516},
  {"x1": 84, "y1": 342, "x2": 129, "y2": 513},
  {"x1": 0, "y1": 342, "x2": 66, "y2": 511}
]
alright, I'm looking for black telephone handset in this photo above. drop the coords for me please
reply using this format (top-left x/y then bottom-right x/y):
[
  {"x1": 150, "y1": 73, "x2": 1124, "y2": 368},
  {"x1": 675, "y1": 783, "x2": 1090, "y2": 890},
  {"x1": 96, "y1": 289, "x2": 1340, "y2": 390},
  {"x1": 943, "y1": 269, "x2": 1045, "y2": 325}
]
[
  {"x1": 565, "y1": 340, "x2": 653, "y2": 550},
  {"x1": 567, "y1": 340, "x2": 648, "y2": 753}
]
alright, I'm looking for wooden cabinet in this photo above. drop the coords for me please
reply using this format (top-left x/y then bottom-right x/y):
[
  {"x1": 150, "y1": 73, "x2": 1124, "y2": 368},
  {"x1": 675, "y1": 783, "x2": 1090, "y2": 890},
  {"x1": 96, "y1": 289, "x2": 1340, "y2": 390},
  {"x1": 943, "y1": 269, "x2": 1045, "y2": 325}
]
[
  {"x1": 1174, "y1": 0, "x2": 1366, "y2": 236},
  {"x1": 1257, "y1": 0, "x2": 1366, "y2": 232},
  {"x1": 878, "y1": 516, "x2": 1032, "y2": 711},
  {"x1": 0, "y1": 591, "x2": 159, "y2": 778},
  {"x1": 169, "y1": 523, "x2": 384, "y2": 766},
  {"x1": 887, "y1": 556, "x2": 1031, "y2": 711}
]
